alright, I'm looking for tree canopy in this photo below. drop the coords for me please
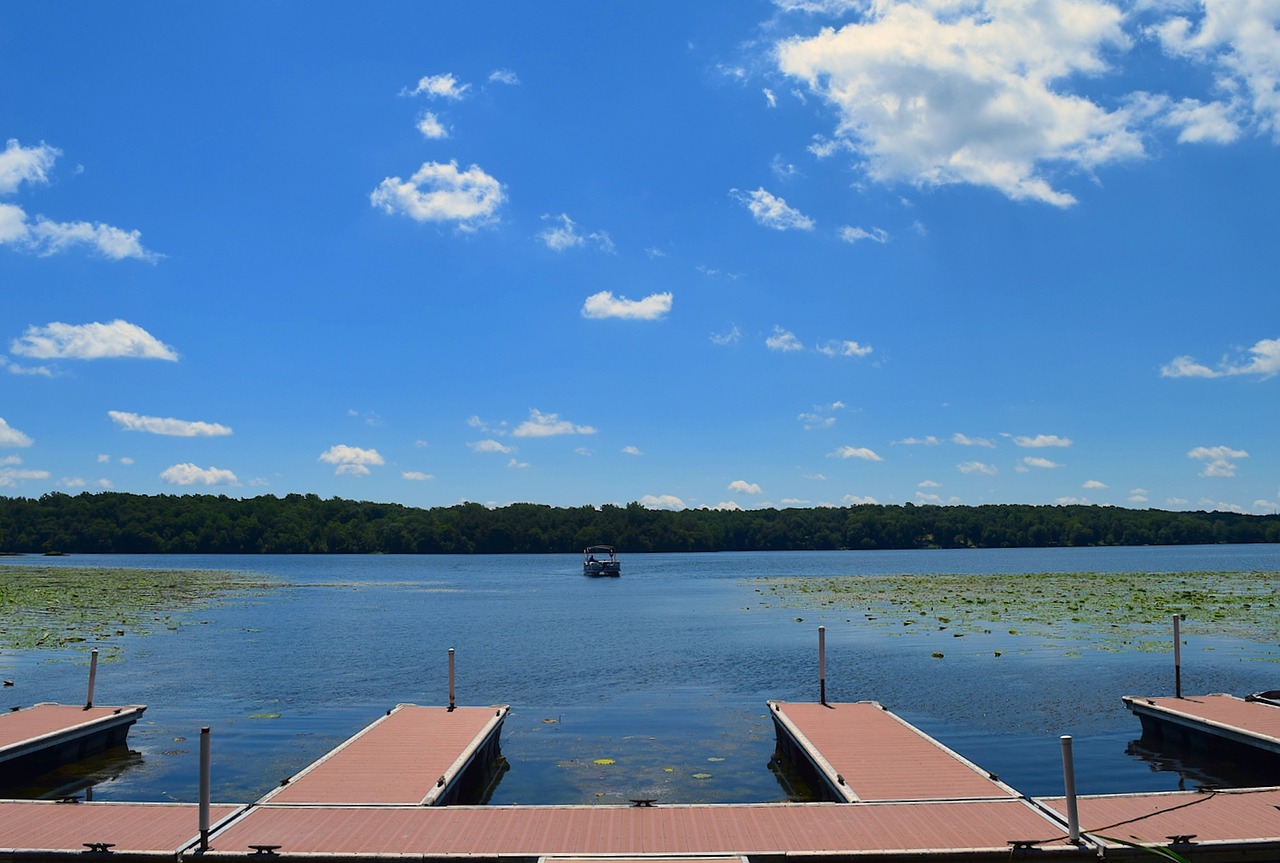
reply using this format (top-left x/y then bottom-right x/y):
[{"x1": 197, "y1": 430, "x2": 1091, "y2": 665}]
[{"x1": 1, "y1": 492, "x2": 1277, "y2": 554}]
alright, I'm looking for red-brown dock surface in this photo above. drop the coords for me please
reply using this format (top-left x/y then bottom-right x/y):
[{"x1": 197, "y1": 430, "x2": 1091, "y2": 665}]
[
  {"x1": 0, "y1": 703, "x2": 146, "y2": 772},
  {"x1": 259, "y1": 704, "x2": 508, "y2": 806},
  {"x1": 0, "y1": 800, "x2": 242, "y2": 855},
  {"x1": 1040, "y1": 786, "x2": 1280, "y2": 854},
  {"x1": 768, "y1": 700, "x2": 1016, "y2": 802},
  {"x1": 1124, "y1": 693, "x2": 1280, "y2": 755},
  {"x1": 206, "y1": 799, "x2": 1079, "y2": 859}
]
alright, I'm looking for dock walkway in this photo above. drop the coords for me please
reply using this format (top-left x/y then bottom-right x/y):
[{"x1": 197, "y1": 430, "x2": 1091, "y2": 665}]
[
  {"x1": 259, "y1": 704, "x2": 508, "y2": 806},
  {"x1": 768, "y1": 700, "x2": 1017, "y2": 802},
  {"x1": 0, "y1": 703, "x2": 146, "y2": 780},
  {"x1": 1123, "y1": 693, "x2": 1280, "y2": 756}
]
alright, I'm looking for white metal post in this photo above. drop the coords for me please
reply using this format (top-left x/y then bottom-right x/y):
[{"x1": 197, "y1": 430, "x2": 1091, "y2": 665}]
[
  {"x1": 85, "y1": 648, "x2": 98, "y2": 709},
  {"x1": 199, "y1": 727, "x2": 211, "y2": 851},
  {"x1": 818, "y1": 626, "x2": 827, "y2": 705},
  {"x1": 1060, "y1": 735, "x2": 1079, "y2": 844},
  {"x1": 1173, "y1": 614, "x2": 1182, "y2": 698}
]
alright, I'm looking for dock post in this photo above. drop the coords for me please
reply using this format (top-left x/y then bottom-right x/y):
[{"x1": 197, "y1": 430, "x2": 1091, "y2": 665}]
[
  {"x1": 199, "y1": 727, "x2": 211, "y2": 851},
  {"x1": 1060, "y1": 735, "x2": 1080, "y2": 844},
  {"x1": 1173, "y1": 614, "x2": 1182, "y2": 698},
  {"x1": 818, "y1": 626, "x2": 827, "y2": 706},
  {"x1": 84, "y1": 648, "x2": 98, "y2": 709},
  {"x1": 448, "y1": 648, "x2": 456, "y2": 712}
]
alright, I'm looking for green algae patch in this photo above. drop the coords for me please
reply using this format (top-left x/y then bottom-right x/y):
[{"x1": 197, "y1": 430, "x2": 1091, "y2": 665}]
[
  {"x1": 753, "y1": 570, "x2": 1280, "y2": 651},
  {"x1": 0, "y1": 565, "x2": 278, "y2": 654}
]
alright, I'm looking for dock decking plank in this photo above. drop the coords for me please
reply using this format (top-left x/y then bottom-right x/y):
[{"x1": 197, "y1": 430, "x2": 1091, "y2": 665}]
[
  {"x1": 1124, "y1": 693, "x2": 1280, "y2": 754},
  {"x1": 0, "y1": 703, "x2": 146, "y2": 764},
  {"x1": 0, "y1": 800, "x2": 242, "y2": 854},
  {"x1": 259, "y1": 703, "x2": 507, "y2": 806},
  {"x1": 768, "y1": 700, "x2": 1016, "y2": 802},
  {"x1": 1039, "y1": 787, "x2": 1280, "y2": 847}
]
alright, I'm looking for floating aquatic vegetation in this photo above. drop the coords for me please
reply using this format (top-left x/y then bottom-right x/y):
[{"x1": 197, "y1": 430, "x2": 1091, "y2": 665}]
[
  {"x1": 0, "y1": 565, "x2": 278, "y2": 654},
  {"x1": 592, "y1": 758, "x2": 616, "y2": 765},
  {"x1": 752, "y1": 570, "x2": 1280, "y2": 652}
]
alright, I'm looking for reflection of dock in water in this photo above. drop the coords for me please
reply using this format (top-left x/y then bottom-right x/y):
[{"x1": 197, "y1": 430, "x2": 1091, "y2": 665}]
[{"x1": 7, "y1": 696, "x2": 1280, "y2": 861}]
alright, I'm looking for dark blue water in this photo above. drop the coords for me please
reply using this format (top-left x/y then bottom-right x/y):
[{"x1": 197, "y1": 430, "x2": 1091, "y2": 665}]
[{"x1": 3, "y1": 545, "x2": 1279, "y2": 805}]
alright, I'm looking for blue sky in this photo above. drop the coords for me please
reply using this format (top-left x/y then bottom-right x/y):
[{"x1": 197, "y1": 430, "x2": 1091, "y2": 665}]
[{"x1": 2, "y1": 1, "x2": 1277, "y2": 514}]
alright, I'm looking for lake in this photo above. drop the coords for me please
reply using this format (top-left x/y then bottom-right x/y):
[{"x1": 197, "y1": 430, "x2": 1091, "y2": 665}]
[{"x1": 2, "y1": 544, "x2": 1279, "y2": 805}]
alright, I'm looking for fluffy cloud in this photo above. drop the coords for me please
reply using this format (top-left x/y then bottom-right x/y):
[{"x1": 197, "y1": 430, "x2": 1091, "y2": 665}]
[
  {"x1": 838, "y1": 226, "x2": 890, "y2": 244},
  {"x1": 1083, "y1": 479, "x2": 1108, "y2": 489},
  {"x1": 539, "y1": 213, "x2": 614, "y2": 252},
  {"x1": 775, "y1": 1, "x2": 1143, "y2": 206},
  {"x1": 1013, "y1": 434, "x2": 1073, "y2": 448},
  {"x1": 319, "y1": 444, "x2": 384, "y2": 476},
  {"x1": 489, "y1": 69, "x2": 520, "y2": 85},
  {"x1": 11, "y1": 320, "x2": 178, "y2": 361},
  {"x1": 402, "y1": 471, "x2": 434, "y2": 481},
  {"x1": 896, "y1": 435, "x2": 940, "y2": 446},
  {"x1": 469, "y1": 439, "x2": 515, "y2": 454},
  {"x1": 710, "y1": 324, "x2": 742, "y2": 346},
  {"x1": 952, "y1": 433, "x2": 995, "y2": 448},
  {"x1": 370, "y1": 161, "x2": 505, "y2": 230},
  {"x1": 512, "y1": 409, "x2": 596, "y2": 438},
  {"x1": 1161, "y1": 337, "x2": 1280, "y2": 378},
  {"x1": 731, "y1": 187, "x2": 815, "y2": 230},
  {"x1": 160, "y1": 463, "x2": 238, "y2": 486},
  {"x1": 817, "y1": 339, "x2": 873, "y2": 358},
  {"x1": 581, "y1": 291, "x2": 672, "y2": 320},
  {"x1": 958, "y1": 461, "x2": 998, "y2": 475},
  {"x1": 1151, "y1": 2, "x2": 1280, "y2": 141},
  {"x1": 109, "y1": 411, "x2": 232, "y2": 437},
  {"x1": 829, "y1": 445, "x2": 882, "y2": 460},
  {"x1": 1188, "y1": 444, "x2": 1248, "y2": 477},
  {"x1": 640, "y1": 494, "x2": 686, "y2": 510},
  {"x1": 407, "y1": 73, "x2": 470, "y2": 100},
  {"x1": 0, "y1": 418, "x2": 33, "y2": 447},
  {"x1": 0, "y1": 139, "x2": 59, "y2": 193},
  {"x1": 728, "y1": 480, "x2": 763, "y2": 494},
  {"x1": 0, "y1": 466, "x2": 50, "y2": 487},
  {"x1": 0, "y1": 203, "x2": 158, "y2": 261},
  {"x1": 766, "y1": 326, "x2": 804, "y2": 352},
  {"x1": 1022, "y1": 456, "x2": 1063, "y2": 469},
  {"x1": 417, "y1": 112, "x2": 448, "y2": 139},
  {"x1": 622, "y1": 445, "x2": 643, "y2": 456}
]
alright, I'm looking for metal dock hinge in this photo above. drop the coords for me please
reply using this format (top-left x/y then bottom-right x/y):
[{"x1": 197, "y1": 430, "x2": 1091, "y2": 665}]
[{"x1": 82, "y1": 843, "x2": 115, "y2": 854}]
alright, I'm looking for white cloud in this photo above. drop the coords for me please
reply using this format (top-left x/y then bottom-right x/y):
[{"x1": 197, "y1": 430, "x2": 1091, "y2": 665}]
[
  {"x1": 1022, "y1": 456, "x2": 1063, "y2": 469},
  {"x1": 731, "y1": 187, "x2": 815, "y2": 230},
  {"x1": 0, "y1": 418, "x2": 33, "y2": 448},
  {"x1": 0, "y1": 355, "x2": 53, "y2": 376},
  {"x1": 512, "y1": 409, "x2": 596, "y2": 438},
  {"x1": 710, "y1": 324, "x2": 742, "y2": 345},
  {"x1": 816, "y1": 339, "x2": 873, "y2": 357},
  {"x1": 829, "y1": 445, "x2": 882, "y2": 461},
  {"x1": 896, "y1": 435, "x2": 939, "y2": 446},
  {"x1": 622, "y1": 445, "x2": 643, "y2": 456},
  {"x1": 402, "y1": 471, "x2": 434, "y2": 481},
  {"x1": 917, "y1": 492, "x2": 960, "y2": 505},
  {"x1": 1161, "y1": 337, "x2": 1280, "y2": 378},
  {"x1": 319, "y1": 445, "x2": 385, "y2": 475},
  {"x1": 729, "y1": 479, "x2": 764, "y2": 494},
  {"x1": 1013, "y1": 434, "x2": 1073, "y2": 448},
  {"x1": 712, "y1": 500, "x2": 745, "y2": 511},
  {"x1": 0, "y1": 139, "x2": 59, "y2": 194},
  {"x1": 842, "y1": 494, "x2": 879, "y2": 505},
  {"x1": 538, "y1": 213, "x2": 614, "y2": 253},
  {"x1": 764, "y1": 88, "x2": 778, "y2": 108},
  {"x1": 370, "y1": 160, "x2": 504, "y2": 230},
  {"x1": 838, "y1": 225, "x2": 890, "y2": 244},
  {"x1": 0, "y1": 203, "x2": 158, "y2": 261},
  {"x1": 160, "y1": 463, "x2": 238, "y2": 486},
  {"x1": 489, "y1": 69, "x2": 520, "y2": 85},
  {"x1": 774, "y1": 0, "x2": 864, "y2": 14},
  {"x1": 581, "y1": 291, "x2": 672, "y2": 320},
  {"x1": 1150, "y1": 2, "x2": 1280, "y2": 141},
  {"x1": 798, "y1": 412, "x2": 836, "y2": 430},
  {"x1": 1129, "y1": 488, "x2": 1149, "y2": 504},
  {"x1": 61, "y1": 477, "x2": 86, "y2": 488},
  {"x1": 407, "y1": 73, "x2": 470, "y2": 100},
  {"x1": 640, "y1": 494, "x2": 686, "y2": 510},
  {"x1": 109, "y1": 411, "x2": 232, "y2": 437},
  {"x1": 11, "y1": 320, "x2": 178, "y2": 361},
  {"x1": 958, "y1": 461, "x2": 998, "y2": 475},
  {"x1": 0, "y1": 466, "x2": 50, "y2": 487},
  {"x1": 1083, "y1": 479, "x2": 1108, "y2": 489},
  {"x1": 469, "y1": 439, "x2": 515, "y2": 454},
  {"x1": 1188, "y1": 444, "x2": 1248, "y2": 477},
  {"x1": 775, "y1": 1, "x2": 1143, "y2": 206},
  {"x1": 952, "y1": 433, "x2": 995, "y2": 448},
  {"x1": 417, "y1": 112, "x2": 449, "y2": 139},
  {"x1": 918, "y1": 479, "x2": 941, "y2": 488},
  {"x1": 766, "y1": 326, "x2": 804, "y2": 352},
  {"x1": 507, "y1": 458, "x2": 530, "y2": 469}
]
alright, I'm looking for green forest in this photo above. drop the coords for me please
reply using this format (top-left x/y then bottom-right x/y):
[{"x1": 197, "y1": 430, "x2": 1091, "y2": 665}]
[{"x1": 1, "y1": 492, "x2": 1278, "y2": 554}]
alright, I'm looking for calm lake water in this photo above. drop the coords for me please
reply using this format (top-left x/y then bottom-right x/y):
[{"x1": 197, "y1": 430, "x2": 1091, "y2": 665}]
[{"x1": 3, "y1": 545, "x2": 1279, "y2": 805}]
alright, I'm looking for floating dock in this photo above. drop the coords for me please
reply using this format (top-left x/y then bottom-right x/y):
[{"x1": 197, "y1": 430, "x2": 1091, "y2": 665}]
[
  {"x1": 768, "y1": 700, "x2": 1018, "y2": 802},
  {"x1": 1123, "y1": 693, "x2": 1280, "y2": 760},
  {"x1": 0, "y1": 703, "x2": 146, "y2": 783},
  {"x1": 8, "y1": 699, "x2": 1280, "y2": 862},
  {"x1": 258, "y1": 703, "x2": 508, "y2": 806}
]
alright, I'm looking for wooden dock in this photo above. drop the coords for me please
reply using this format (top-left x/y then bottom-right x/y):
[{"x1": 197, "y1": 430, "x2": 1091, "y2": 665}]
[
  {"x1": 258, "y1": 703, "x2": 508, "y2": 806},
  {"x1": 0, "y1": 703, "x2": 146, "y2": 782},
  {"x1": 1123, "y1": 693, "x2": 1280, "y2": 759},
  {"x1": 7, "y1": 698, "x2": 1280, "y2": 862},
  {"x1": 768, "y1": 700, "x2": 1017, "y2": 801}
]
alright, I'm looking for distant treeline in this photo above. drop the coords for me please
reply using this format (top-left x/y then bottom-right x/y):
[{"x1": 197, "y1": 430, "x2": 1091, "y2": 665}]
[{"x1": 1, "y1": 492, "x2": 1278, "y2": 555}]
